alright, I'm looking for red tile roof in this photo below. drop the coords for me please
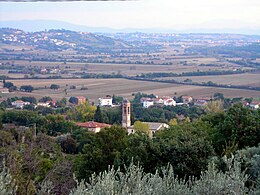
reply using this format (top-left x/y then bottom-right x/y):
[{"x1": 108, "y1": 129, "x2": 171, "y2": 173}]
[
  {"x1": 76, "y1": 121, "x2": 111, "y2": 128},
  {"x1": 76, "y1": 96, "x2": 86, "y2": 100},
  {"x1": 182, "y1": 96, "x2": 192, "y2": 99},
  {"x1": 13, "y1": 100, "x2": 25, "y2": 103}
]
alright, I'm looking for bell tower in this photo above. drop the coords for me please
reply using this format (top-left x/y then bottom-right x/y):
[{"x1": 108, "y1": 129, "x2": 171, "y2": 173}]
[{"x1": 122, "y1": 99, "x2": 131, "y2": 128}]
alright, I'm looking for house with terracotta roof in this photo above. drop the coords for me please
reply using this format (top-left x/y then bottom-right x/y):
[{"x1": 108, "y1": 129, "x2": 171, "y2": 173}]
[
  {"x1": 182, "y1": 96, "x2": 193, "y2": 104},
  {"x1": 76, "y1": 121, "x2": 111, "y2": 133},
  {"x1": 152, "y1": 98, "x2": 164, "y2": 104},
  {"x1": 163, "y1": 99, "x2": 176, "y2": 106}
]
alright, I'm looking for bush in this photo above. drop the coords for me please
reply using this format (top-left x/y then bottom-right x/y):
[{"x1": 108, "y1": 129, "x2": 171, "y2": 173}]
[
  {"x1": 0, "y1": 161, "x2": 17, "y2": 194},
  {"x1": 20, "y1": 85, "x2": 34, "y2": 92},
  {"x1": 70, "y1": 156, "x2": 251, "y2": 195},
  {"x1": 50, "y1": 84, "x2": 60, "y2": 90}
]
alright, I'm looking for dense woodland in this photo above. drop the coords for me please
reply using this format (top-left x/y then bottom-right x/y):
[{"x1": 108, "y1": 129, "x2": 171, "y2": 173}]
[{"x1": 0, "y1": 92, "x2": 260, "y2": 194}]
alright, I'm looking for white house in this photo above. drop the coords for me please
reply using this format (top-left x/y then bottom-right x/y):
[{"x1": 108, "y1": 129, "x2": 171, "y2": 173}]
[
  {"x1": 11, "y1": 100, "x2": 30, "y2": 109},
  {"x1": 163, "y1": 98, "x2": 176, "y2": 106},
  {"x1": 152, "y1": 98, "x2": 164, "y2": 104},
  {"x1": 37, "y1": 102, "x2": 51, "y2": 108},
  {"x1": 250, "y1": 101, "x2": 260, "y2": 109},
  {"x1": 142, "y1": 99, "x2": 154, "y2": 108},
  {"x1": 98, "y1": 95, "x2": 113, "y2": 107},
  {"x1": 49, "y1": 68, "x2": 60, "y2": 74},
  {"x1": 0, "y1": 88, "x2": 9, "y2": 94}
]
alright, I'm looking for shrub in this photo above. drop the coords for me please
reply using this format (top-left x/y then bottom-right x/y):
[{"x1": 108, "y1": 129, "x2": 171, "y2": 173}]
[{"x1": 70, "y1": 156, "x2": 251, "y2": 195}]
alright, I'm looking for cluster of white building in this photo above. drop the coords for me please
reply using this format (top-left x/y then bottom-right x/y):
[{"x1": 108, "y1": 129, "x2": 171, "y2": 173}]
[
  {"x1": 96, "y1": 94, "x2": 213, "y2": 109},
  {"x1": 11, "y1": 100, "x2": 56, "y2": 109},
  {"x1": 11, "y1": 100, "x2": 30, "y2": 109},
  {"x1": 140, "y1": 96, "x2": 176, "y2": 108},
  {"x1": 140, "y1": 96, "x2": 194, "y2": 108}
]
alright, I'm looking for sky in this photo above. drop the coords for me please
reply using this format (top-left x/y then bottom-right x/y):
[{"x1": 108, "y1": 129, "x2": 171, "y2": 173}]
[{"x1": 0, "y1": 0, "x2": 260, "y2": 30}]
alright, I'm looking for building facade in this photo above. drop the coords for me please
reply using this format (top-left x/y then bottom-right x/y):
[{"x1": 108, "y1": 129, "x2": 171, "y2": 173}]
[
  {"x1": 76, "y1": 121, "x2": 111, "y2": 133},
  {"x1": 98, "y1": 95, "x2": 113, "y2": 107},
  {"x1": 122, "y1": 99, "x2": 131, "y2": 128}
]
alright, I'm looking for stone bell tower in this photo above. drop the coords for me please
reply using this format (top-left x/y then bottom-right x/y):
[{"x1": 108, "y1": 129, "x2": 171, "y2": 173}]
[{"x1": 122, "y1": 99, "x2": 131, "y2": 128}]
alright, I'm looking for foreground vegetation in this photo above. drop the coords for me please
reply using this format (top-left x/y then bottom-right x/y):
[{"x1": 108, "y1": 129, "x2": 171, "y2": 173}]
[{"x1": 0, "y1": 102, "x2": 259, "y2": 194}]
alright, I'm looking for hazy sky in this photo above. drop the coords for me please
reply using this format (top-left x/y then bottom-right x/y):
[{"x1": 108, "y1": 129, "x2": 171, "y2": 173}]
[{"x1": 1, "y1": 0, "x2": 260, "y2": 29}]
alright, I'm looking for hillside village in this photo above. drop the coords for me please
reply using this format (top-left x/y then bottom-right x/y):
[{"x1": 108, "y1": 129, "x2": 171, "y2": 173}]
[
  {"x1": 1, "y1": 28, "x2": 129, "y2": 51},
  {"x1": 1, "y1": 78, "x2": 259, "y2": 137}
]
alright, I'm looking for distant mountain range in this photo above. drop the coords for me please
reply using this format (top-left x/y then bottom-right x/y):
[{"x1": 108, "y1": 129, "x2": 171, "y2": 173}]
[{"x1": 1, "y1": 19, "x2": 260, "y2": 35}]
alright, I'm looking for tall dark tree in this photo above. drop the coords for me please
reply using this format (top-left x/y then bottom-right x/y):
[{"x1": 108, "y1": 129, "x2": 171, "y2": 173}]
[{"x1": 94, "y1": 106, "x2": 103, "y2": 123}]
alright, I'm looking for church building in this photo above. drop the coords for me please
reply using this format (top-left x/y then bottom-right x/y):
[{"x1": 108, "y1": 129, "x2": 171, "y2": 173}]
[{"x1": 122, "y1": 99, "x2": 169, "y2": 137}]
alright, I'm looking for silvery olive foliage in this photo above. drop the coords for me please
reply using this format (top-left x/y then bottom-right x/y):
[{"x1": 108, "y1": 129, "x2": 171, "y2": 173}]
[
  {"x1": 192, "y1": 155, "x2": 249, "y2": 195},
  {"x1": 0, "y1": 155, "x2": 255, "y2": 195},
  {"x1": 0, "y1": 161, "x2": 16, "y2": 195},
  {"x1": 70, "y1": 156, "x2": 252, "y2": 195},
  {"x1": 36, "y1": 180, "x2": 54, "y2": 195},
  {"x1": 70, "y1": 164, "x2": 189, "y2": 195}
]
